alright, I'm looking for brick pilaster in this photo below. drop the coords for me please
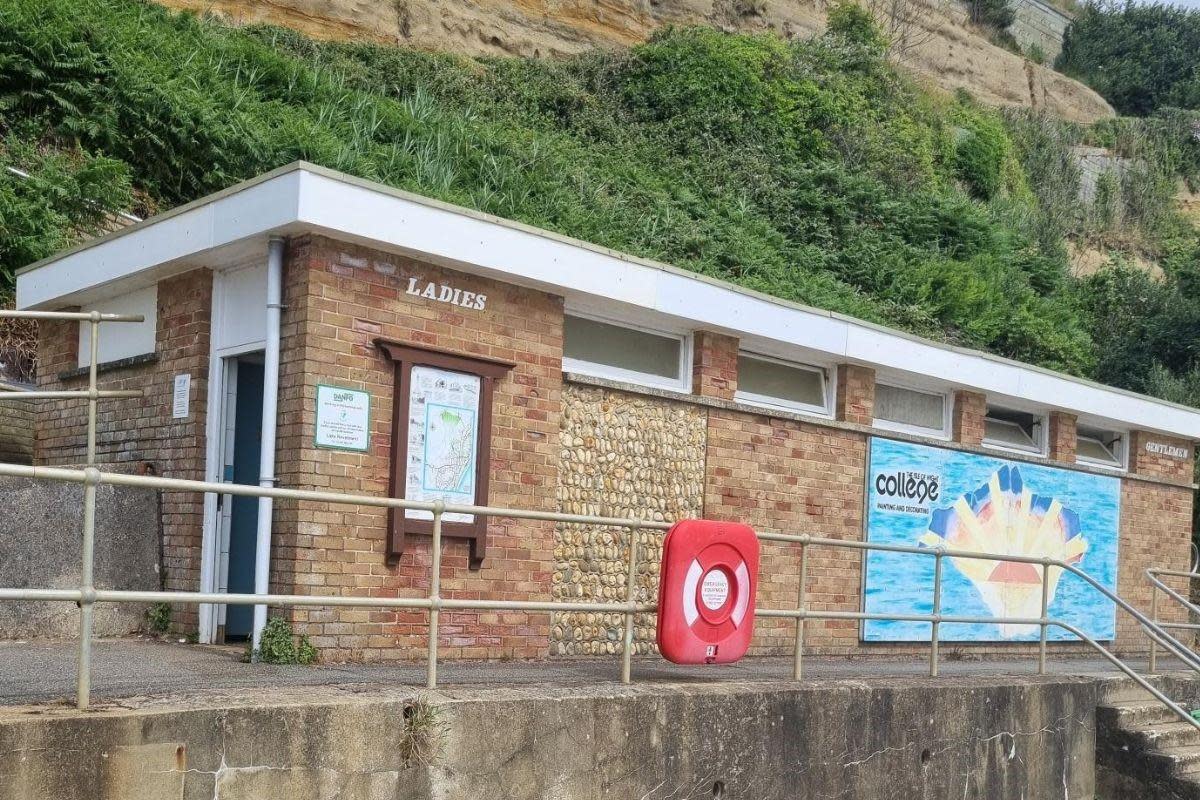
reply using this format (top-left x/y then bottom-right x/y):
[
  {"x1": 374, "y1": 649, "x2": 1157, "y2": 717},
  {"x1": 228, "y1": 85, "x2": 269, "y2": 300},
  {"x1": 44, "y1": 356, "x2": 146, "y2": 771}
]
[
  {"x1": 835, "y1": 364, "x2": 875, "y2": 425},
  {"x1": 1048, "y1": 411, "x2": 1077, "y2": 464},
  {"x1": 691, "y1": 330, "x2": 739, "y2": 401},
  {"x1": 951, "y1": 390, "x2": 986, "y2": 446}
]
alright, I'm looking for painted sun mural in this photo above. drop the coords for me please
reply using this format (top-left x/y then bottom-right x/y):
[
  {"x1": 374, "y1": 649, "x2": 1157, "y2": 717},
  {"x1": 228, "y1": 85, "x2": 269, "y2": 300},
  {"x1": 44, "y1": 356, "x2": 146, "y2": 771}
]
[{"x1": 917, "y1": 465, "x2": 1088, "y2": 638}]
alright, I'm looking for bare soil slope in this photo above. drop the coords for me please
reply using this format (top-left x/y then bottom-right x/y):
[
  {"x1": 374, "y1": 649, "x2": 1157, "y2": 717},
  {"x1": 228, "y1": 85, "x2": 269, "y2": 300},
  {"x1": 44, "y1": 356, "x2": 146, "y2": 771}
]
[{"x1": 161, "y1": 0, "x2": 1113, "y2": 122}]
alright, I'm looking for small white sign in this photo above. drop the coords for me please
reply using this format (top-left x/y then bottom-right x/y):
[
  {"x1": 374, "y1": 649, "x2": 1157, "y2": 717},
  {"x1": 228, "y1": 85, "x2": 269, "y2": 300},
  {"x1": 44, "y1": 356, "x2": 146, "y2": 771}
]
[
  {"x1": 315, "y1": 385, "x2": 371, "y2": 452},
  {"x1": 700, "y1": 570, "x2": 730, "y2": 611},
  {"x1": 405, "y1": 276, "x2": 487, "y2": 310},
  {"x1": 1145, "y1": 441, "x2": 1189, "y2": 460},
  {"x1": 172, "y1": 374, "x2": 190, "y2": 419}
]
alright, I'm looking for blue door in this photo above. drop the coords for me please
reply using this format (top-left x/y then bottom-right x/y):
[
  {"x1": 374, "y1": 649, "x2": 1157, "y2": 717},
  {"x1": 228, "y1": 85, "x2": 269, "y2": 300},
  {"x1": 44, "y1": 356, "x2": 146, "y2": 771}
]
[{"x1": 225, "y1": 359, "x2": 263, "y2": 639}]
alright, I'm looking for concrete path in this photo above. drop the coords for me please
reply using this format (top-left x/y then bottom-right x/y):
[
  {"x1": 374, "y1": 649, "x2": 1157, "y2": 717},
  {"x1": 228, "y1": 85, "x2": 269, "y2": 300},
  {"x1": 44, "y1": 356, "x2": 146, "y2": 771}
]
[{"x1": 0, "y1": 637, "x2": 1181, "y2": 706}]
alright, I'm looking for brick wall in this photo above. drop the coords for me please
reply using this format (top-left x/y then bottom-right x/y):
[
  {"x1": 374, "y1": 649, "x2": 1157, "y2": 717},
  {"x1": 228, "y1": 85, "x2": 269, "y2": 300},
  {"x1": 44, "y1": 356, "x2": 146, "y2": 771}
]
[
  {"x1": 952, "y1": 390, "x2": 985, "y2": 446},
  {"x1": 274, "y1": 235, "x2": 563, "y2": 660},
  {"x1": 1049, "y1": 411, "x2": 1077, "y2": 464},
  {"x1": 1115, "y1": 479, "x2": 1195, "y2": 646},
  {"x1": 692, "y1": 331, "x2": 738, "y2": 401},
  {"x1": 35, "y1": 269, "x2": 213, "y2": 629},
  {"x1": 0, "y1": 395, "x2": 34, "y2": 464},
  {"x1": 1128, "y1": 431, "x2": 1194, "y2": 483},
  {"x1": 704, "y1": 410, "x2": 866, "y2": 654},
  {"x1": 836, "y1": 364, "x2": 874, "y2": 425}
]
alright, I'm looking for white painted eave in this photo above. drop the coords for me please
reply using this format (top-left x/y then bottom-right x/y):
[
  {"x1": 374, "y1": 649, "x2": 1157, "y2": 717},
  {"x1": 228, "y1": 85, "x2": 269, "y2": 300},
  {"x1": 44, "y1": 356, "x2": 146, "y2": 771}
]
[{"x1": 17, "y1": 161, "x2": 1200, "y2": 441}]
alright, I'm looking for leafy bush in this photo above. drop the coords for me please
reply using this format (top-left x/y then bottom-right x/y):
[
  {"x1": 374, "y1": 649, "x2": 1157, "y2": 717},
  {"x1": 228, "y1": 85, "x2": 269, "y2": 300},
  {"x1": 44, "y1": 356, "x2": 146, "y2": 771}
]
[
  {"x1": 250, "y1": 617, "x2": 318, "y2": 664},
  {"x1": 145, "y1": 602, "x2": 171, "y2": 634},
  {"x1": 954, "y1": 113, "x2": 1010, "y2": 199},
  {"x1": 826, "y1": 1, "x2": 890, "y2": 54},
  {"x1": 1057, "y1": 2, "x2": 1200, "y2": 117},
  {"x1": 968, "y1": 0, "x2": 1017, "y2": 31}
]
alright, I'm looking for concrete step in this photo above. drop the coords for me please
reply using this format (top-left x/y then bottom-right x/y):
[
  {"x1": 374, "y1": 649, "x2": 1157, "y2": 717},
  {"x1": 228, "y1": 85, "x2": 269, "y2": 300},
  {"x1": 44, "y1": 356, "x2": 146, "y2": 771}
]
[
  {"x1": 1146, "y1": 745, "x2": 1200, "y2": 776},
  {"x1": 1102, "y1": 681, "x2": 1159, "y2": 704},
  {"x1": 1132, "y1": 721, "x2": 1200, "y2": 751},
  {"x1": 1100, "y1": 699, "x2": 1184, "y2": 728}
]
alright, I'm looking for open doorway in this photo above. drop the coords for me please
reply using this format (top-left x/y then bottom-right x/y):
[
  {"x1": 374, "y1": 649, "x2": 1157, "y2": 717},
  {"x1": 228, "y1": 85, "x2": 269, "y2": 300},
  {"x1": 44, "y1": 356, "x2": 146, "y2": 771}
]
[{"x1": 216, "y1": 353, "x2": 264, "y2": 642}]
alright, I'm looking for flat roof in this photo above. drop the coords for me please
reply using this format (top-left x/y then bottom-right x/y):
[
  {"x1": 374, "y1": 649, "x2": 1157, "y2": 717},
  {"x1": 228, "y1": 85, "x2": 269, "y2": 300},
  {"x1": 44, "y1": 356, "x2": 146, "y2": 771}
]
[{"x1": 16, "y1": 161, "x2": 1200, "y2": 441}]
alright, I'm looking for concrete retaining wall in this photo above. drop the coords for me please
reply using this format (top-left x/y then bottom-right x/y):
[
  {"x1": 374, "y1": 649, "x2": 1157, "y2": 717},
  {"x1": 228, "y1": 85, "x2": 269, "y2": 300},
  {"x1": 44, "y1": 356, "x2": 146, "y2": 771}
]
[
  {"x1": 0, "y1": 676, "x2": 1098, "y2": 799},
  {"x1": 0, "y1": 477, "x2": 160, "y2": 638},
  {"x1": 1011, "y1": 0, "x2": 1072, "y2": 63}
]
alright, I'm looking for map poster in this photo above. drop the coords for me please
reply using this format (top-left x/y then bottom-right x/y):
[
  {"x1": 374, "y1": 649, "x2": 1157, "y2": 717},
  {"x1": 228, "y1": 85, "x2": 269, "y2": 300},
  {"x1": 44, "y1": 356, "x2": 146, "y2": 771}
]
[
  {"x1": 404, "y1": 365, "x2": 482, "y2": 524},
  {"x1": 862, "y1": 438, "x2": 1120, "y2": 643}
]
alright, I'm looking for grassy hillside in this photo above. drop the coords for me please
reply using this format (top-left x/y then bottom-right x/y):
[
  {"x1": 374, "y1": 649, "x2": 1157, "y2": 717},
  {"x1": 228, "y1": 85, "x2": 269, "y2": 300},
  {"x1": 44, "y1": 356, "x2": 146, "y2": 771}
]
[{"x1": 2, "y1": 0, "x2": 1199, "y2": 403}]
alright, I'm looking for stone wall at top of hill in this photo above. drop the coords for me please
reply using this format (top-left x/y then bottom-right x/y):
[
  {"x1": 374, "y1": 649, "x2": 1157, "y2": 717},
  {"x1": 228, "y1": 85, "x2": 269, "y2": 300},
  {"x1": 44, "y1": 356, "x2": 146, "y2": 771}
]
[{"x1": 161, "y1": 0, "x2": 1113, "y2": 123}]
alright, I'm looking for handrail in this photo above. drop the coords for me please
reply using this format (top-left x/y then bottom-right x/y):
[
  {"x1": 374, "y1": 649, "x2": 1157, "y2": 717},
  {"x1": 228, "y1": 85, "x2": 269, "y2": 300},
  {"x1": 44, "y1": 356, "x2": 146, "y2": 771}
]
[
  {"x1": 0, "y1": 308, "x2": 1194, "y2": 736},
  {"x1": 1146, "y1": 567, "x2": 1200, "y2": 672}
]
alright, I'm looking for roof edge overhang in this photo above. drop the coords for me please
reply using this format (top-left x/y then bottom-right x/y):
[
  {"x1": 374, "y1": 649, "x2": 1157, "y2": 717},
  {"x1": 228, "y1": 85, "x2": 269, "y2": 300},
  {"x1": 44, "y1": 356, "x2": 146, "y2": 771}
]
[{"x1": 17, "y1": 161, "x2": 1200, "y2": 442}]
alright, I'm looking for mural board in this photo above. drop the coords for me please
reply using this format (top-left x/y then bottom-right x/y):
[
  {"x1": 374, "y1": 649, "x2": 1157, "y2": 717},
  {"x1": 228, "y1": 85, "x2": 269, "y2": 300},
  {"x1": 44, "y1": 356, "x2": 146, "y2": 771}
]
[{"x1": 862, "y1": 438, "x2": 1120, "y2": 642}]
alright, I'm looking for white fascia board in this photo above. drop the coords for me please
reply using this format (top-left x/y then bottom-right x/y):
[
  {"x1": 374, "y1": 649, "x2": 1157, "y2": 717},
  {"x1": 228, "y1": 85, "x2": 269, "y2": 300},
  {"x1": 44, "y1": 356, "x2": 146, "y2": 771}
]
[
  {"x1": 295, "y1": 170, "x2": 660, "y2": 308},
  {"x1": 653, "y1": 271, "x2": 850, "y2": 356},
  {"x1": 16, "y1": 171, "x2": 303, "y2": 309},
  {"x1": 843, "y1": 325, "x2": 1026, "y2": 396}
]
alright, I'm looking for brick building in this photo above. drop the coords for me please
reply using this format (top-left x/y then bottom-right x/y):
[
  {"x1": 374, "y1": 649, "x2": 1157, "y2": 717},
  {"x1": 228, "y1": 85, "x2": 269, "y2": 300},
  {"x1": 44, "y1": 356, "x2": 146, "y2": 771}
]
[{"x1": 16, "y1": 163, "x2": 1200, "y2": 660}]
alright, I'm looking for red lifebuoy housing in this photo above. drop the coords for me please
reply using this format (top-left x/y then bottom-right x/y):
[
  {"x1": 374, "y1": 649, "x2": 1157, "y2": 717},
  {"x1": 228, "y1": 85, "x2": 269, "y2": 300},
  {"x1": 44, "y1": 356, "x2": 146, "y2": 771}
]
[{"x1": 657, "y1": 519, "x2": 759, "y2": 664}]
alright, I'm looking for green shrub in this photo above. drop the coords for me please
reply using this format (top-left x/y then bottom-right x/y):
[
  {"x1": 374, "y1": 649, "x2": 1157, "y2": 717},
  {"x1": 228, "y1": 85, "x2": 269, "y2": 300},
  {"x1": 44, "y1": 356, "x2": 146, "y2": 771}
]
[
  {"x1": 145, "y1": 602, "x2": 171, "y2": 634},
  {"x1": 1057, "y1": 3, "x2": 1200, "y2": 116},
  {"x1": 1026, "y1": 43, "x2": 1046, "y2": 65},
  {"x1": 954, "y1": 114, "x2": 1010, "y2": 199},
  {"x1": 967, "y1": 0, "x2": 1016, "y2": 31},
  {"x1": 250, "y1": 617, "x2": 318, "y2": 665},
  {"x1": 826, "y1": 2, "x2": 889, "y2": 54}
]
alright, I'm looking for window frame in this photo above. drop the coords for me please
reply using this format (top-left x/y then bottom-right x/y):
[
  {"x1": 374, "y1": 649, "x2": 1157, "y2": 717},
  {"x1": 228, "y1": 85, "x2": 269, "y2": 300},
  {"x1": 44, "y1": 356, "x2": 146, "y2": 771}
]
[
  {"x1": 872, "y1": 378, "x2": 952, "y2": 440},
  {"x1": 733, "y1": 350, "x2": 834, "y2": 418},
  {"x1": 561, "y1": 310, "x2": 693, "y2": 393},
  {"x1": 982, "y1": 404, "x2": 1048, "y2": 456},
  {"x1": 1076, "y1": 425, "x2": 1128, "y2": 471}
]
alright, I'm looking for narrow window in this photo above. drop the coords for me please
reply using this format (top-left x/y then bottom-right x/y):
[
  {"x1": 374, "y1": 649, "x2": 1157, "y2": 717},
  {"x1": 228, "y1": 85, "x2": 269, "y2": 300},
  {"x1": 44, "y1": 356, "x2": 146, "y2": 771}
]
[
  {"x1": 983, "y1": 405, "x2": 1046, "y2": 454},
  {"x1": 78, "y1": 285, "x2": 158, "y2": 368},
  {"x1": 735, "y1": 352, "x2": 830, "y2": 416},
  {"x1": 1077, "y1": 425, "x2": 1126, "y2": 469},
  {"x1": 562, "y1": 314, "x2": 689, "y2": 391},
  {"x1": 874, "y1": 382, "x2": 949, "y2": 438}
]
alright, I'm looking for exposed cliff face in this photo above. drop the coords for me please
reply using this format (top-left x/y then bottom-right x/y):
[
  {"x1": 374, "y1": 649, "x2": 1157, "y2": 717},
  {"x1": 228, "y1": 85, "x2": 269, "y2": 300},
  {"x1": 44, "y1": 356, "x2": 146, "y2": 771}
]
[{"x1": 162, "y1": 0, "x2": 1114, "y2": 123}]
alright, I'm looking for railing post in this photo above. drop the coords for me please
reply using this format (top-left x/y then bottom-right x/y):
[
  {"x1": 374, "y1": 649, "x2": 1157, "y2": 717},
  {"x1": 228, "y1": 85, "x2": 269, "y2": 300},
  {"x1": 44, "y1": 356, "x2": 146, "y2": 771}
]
[
  {"x1": 76, "y1": 314, "x2": 101, "y2": 710},
  {"x1": 930, "y1": 550, "x2": 943, "y2": 678},
  {"x1": 1150, "y1": 582, "x2": 1159, "y2": 674},
  {"x1": 426, "y1": 501, "x2": 444, "y2": 690},
  {"x1": 621, "y1": 525, "x2": 639, "y2": 685},
  {"x1": 793, "y1": 540, "x2": 808, "y2": 681},
  {"x1": 1038, "y1": 563, "x2": 1051, "y2": 674}
]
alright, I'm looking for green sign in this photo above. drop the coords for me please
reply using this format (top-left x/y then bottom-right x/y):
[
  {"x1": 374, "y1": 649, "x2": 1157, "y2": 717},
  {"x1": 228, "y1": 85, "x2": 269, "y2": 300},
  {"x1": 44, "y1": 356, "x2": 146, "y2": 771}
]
[{"x1": 314, "y1": 384, "x2": 371, "y2": 452}]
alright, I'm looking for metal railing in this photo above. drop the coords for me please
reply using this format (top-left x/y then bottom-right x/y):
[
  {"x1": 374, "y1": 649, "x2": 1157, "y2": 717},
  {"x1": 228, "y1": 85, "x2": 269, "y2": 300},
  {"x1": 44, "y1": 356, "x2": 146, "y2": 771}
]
[
  {"x1": 1146, "y1": 567, "x2": 1200, "y2": 674},
  {"x1": 0, "y1": 310, "x2": 1198, "y2": 733}
]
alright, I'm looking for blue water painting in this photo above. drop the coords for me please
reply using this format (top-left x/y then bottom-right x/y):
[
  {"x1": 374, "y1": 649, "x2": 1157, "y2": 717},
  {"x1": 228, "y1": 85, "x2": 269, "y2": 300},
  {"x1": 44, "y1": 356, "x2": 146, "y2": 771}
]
[{"x1": 862, "y1": 438, "x2": 1120, "y2": 642}]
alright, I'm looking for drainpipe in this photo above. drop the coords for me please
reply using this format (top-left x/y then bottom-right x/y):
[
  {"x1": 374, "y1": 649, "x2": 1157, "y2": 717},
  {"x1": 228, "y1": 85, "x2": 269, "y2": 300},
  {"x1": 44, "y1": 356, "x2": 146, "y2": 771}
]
[{"x1": 251, "y1": 236, "x2": 285, "y2": 655}]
